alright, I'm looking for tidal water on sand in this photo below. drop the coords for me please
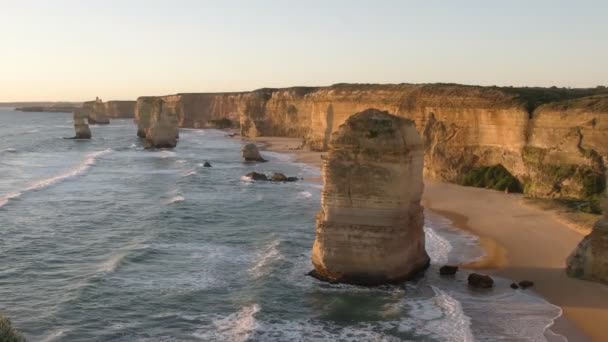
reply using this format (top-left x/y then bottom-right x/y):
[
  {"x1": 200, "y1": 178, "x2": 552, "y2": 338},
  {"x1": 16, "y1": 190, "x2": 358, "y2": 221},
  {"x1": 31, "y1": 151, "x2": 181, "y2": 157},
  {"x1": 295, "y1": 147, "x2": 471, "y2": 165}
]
[{"x1": 0, "y1": 108, "x2": 565, "y2": 341}]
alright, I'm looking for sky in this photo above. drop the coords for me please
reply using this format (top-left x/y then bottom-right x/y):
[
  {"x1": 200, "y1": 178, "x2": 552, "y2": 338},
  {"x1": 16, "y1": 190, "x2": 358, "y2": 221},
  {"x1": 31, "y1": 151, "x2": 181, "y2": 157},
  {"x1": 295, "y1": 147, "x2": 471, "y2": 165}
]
[{"x1": 1, "y1": 0, "x2": 607, "y2": 101}]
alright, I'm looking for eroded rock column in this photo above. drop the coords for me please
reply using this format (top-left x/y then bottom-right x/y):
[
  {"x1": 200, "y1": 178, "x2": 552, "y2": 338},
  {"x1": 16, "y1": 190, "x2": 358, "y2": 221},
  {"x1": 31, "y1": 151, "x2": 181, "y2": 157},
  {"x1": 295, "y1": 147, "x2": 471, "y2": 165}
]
[
  {"x1": 73, "y1": 108, "x2": 91, "y2": 139},
  {"x1": 311, "y1": 108, "x2": 429, "y2": 285},
  {"x1": 144, "y1": 98, "x2": 178, "y2": 148},
  {"x1": 567, "y1": 175, "x2": 608, "y2": 284}
]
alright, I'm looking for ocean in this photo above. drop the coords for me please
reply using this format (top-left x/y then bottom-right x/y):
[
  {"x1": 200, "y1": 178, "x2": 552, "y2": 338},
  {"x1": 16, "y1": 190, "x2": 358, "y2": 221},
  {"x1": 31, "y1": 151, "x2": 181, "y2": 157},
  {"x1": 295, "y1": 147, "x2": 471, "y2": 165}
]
[{"x1": 0, "y1": 108, "x2": 566, "y2": 341}]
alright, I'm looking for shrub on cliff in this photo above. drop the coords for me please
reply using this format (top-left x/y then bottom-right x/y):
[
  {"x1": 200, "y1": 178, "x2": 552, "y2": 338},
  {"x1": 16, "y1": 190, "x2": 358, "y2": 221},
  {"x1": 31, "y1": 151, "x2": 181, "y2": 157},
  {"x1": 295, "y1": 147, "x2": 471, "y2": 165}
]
[
  {"x1": 461, "y1": 164, "x2": 523, "y2": 193},
  {"x1": 0, "y1": 314, "x2": 25, "y2": 342}
]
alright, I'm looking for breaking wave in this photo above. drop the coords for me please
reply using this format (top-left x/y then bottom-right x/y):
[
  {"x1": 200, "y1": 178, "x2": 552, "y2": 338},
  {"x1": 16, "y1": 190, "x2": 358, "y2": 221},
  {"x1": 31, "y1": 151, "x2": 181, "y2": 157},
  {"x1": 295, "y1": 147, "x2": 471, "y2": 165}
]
[{"x1": 0, "y1": 149, "x2": 111, "y2": 208}]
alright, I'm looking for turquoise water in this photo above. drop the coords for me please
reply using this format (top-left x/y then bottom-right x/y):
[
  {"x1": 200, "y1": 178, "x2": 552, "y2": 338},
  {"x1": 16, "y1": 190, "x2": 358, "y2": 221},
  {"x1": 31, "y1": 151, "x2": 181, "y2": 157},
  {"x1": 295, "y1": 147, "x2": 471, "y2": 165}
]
[{"x1": 0, "y1": 108, "x2": 565, "y2": 341}]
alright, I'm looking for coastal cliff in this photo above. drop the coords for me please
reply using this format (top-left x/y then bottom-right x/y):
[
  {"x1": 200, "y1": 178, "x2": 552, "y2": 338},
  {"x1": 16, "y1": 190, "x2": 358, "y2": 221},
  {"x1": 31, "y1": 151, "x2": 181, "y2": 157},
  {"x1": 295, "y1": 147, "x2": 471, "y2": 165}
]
[
  {"x1": 311, "y1": 109, "x2": 429, "y2": 284},
  {"x1": 83, "y1": 99, "x2": 136, "y2": 120},
  {"x1": 134, "y1": 84, "x2": 608, "y2": 202}
]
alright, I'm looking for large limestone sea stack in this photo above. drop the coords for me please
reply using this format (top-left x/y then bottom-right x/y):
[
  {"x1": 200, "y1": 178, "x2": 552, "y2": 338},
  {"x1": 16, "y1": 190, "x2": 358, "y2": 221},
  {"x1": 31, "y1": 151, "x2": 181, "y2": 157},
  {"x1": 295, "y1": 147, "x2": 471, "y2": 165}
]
[
  {"x1": 311, "y1": 109, "x2": 430, "y2": 285},
  {"x1": 566, "y1": 175, "x2": 608, "y2": 284},
  {"x1": 143, "y1": 98, "x2": 179, "y2": 148}
]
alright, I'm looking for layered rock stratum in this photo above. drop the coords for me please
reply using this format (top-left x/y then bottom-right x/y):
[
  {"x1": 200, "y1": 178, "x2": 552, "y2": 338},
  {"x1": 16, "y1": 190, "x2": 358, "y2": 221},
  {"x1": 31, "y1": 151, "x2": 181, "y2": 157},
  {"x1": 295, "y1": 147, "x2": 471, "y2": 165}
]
[
  {"x1": 141, "y1": 98, "x2": 178, "y2": 148},
  {"x1": 567, "y1": 176, "x2": 608, "y2": 284},
  {"x1": 83, "y1": 98, "x2": 136, "y2": 122},
  {"x1": 310, "y1": 109, "x2": 429, "y2": 285},
  {"x1": 134, "y1": 84, "x2": 608, "y2": 201}
]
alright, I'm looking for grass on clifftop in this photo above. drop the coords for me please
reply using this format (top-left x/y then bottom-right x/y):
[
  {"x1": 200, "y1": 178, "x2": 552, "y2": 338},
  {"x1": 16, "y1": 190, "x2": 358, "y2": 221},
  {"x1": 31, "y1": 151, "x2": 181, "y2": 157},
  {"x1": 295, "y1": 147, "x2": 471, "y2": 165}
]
[
  {"x1": 460, "y1": 164, "x2": 523, "y2": 193},
  {"x1": 0, "y1": 314, "x2": 25, "y2": 342}
]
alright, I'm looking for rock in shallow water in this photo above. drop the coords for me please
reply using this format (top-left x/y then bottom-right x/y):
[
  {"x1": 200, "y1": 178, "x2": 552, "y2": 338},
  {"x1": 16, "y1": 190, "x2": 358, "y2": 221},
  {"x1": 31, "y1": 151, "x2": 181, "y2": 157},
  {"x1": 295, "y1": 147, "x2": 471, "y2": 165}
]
[
  {"x1": 245, "y1": 172, "x2": 268, "y2": 181},
  {"x1": 468, "y1": 273, "x2": 494, "y2": 288},
  {"x1": 311, "y1": 109, "x2": 430, "y2": 285},
  {"x1": 439, "y1": 265, "x2": 459, "y2": 276},
  {"x1": 242, "y1": 143, "x2": 267, "y2": 162}
]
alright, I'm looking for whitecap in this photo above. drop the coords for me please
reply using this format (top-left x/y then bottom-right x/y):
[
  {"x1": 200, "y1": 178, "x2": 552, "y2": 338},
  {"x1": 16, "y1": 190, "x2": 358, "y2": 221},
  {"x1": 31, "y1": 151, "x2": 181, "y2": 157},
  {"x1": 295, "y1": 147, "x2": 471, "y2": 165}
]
[
  {"x1": 424, "y1": 226, "x2": 453, "y2": 265},
  {"x1": 193, "y1": 304, "x2": 260, "y2": 342},
  {"x1": 2, "y1": 148, "x2": 17, "y2": 153},
  {"x1": 249, "y1": 239, "x2": 283, "y2": 279},
  {"x1": 25, "y1": 129, "x2": 40, "y2": 133},
  {"x1": 39, "y1": 329, "x2": 66, "y2": 342},
  {"x1": 182, "y1": 170, "x2": 196, "y2": 177},
  {"x1": 0, "y1": 149, "x2": 111, "y2": 208},
  {"x1": 297, "y1": 191, "x2": 313, "y2": 199},
  {"x1": 168, "y1": 195, "x2": 185, "y2": 204},
  {"x1": 176, "y1": 159, "x2": 187, "y2": 164}
]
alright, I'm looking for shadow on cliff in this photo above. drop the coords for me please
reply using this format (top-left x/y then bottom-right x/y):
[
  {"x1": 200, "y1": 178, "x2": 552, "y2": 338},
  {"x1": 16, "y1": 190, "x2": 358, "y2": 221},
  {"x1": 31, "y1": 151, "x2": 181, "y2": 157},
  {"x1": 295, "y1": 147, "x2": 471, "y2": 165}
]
[{"x1": 323, "y1": 104, "x2": 334, "y2": 150}]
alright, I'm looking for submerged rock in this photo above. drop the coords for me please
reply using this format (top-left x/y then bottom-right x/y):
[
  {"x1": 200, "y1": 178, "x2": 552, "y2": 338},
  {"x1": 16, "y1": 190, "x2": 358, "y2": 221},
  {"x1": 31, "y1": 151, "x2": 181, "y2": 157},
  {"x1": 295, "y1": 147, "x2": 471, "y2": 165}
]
[
  {"x1": 468, "y1": 273, "x2": 494, "y2": 288},
  {"x1": 311, "y1": 109, "x2": 429, "y2": 285},
  {"x1": 203, "y1": 161, "x2": 212, "y2": 167},
  {"x1": 244, "y1": 172, "x2": 298, "y2": 182},
  {"x1": 439, "y1": 265, "x2": 459, "y2": 276},
  {"x1": 510, "y1": 283, "x2": 520, "y2": 289},
  {"x1": 566, "y1": 185, "x2": 608, "y2": 285},
  {"x1": 242, "y1": 143, "x2": 267, "y2": 162}
]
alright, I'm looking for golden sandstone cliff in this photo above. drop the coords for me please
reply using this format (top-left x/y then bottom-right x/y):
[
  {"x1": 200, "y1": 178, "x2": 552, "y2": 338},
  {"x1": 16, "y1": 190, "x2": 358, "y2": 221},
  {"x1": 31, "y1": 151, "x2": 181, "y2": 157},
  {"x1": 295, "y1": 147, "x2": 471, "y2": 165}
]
[
  {"x1": 310, "y1": 109, "x2": 429, "y2": 285},
  {"x1": 134, "y1": 84, "x2": 608, "y2": 202},
  {"x1": 136, "y1": 97, "x2": 179, "y2": 148},
  {"x1": 83, "y1": 99, "x2": 136, "y2": 121}
]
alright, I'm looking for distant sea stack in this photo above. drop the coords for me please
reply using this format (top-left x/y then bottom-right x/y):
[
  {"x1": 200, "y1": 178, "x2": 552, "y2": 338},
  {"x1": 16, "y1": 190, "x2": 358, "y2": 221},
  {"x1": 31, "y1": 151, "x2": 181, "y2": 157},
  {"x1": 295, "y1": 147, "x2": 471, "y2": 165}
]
[
  {"x1": 143, "y1": 98, "x2": 179, "y2": 148},
  {"x1": 311, "y1": 109, "x2": 429, "y2": 285},
  {"x1": 83, "y1": 97, "x2": 110, "y2": 125},
  {"x1": 72, "y1": 108, "x2": 91, "y2": 139},
  {"x1": 566, "y1": 176, "x2": 608, "y2": 284}
]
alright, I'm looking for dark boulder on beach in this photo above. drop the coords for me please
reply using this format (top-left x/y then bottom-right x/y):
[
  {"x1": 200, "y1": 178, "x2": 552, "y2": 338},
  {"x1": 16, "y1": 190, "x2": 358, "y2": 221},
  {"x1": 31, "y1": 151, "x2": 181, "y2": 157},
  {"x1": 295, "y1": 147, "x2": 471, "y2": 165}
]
[
  {"x1": 439, "y1": 265, "x2": 459, "y2": 276},
  {"x1": 518, "y1": 280, "x2": 534, "y2": 289},
  {"x1": 468, "y1": 273, "x2": 494, "y2": 288}
]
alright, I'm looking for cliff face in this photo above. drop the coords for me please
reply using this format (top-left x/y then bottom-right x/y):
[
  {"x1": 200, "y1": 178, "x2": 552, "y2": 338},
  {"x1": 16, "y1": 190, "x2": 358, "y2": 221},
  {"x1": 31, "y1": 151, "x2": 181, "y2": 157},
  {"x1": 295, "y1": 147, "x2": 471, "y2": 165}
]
[
  {"x1": 72, "y1": 108, "x2": 91, "y2": 139},
  {"x1": 134, "y1": 84, "x2": 608, "y2": 201},
  {"x1": 104, "y1": 101, "x2": 136, "y2": 118},
  {"x1": 142, "y1": 98, "x2": 178, "y2": 148},
  {"x1": 567, "y1": 180, "x2": 608, "y2": 284},
  {"x1": 311, "y1": 109, "x2": 429, "y2": 284}
]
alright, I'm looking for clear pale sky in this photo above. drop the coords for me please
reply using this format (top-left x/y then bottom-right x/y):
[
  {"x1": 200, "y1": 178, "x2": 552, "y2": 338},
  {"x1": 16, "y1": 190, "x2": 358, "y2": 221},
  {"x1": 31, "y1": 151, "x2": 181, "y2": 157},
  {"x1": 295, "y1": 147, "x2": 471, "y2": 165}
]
[{"x1": 1, "y1": 0, "x2": 607, "y2": 101}]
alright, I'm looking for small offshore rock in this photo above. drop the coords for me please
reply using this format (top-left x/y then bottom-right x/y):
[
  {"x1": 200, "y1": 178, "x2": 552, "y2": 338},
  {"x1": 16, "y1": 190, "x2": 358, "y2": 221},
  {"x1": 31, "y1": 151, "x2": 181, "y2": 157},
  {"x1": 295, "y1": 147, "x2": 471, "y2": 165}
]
[
  {"x1": 518, "y1": 280, "x2": 534, "y2": 289},
  {"x1": 468, "y1": 273, "x2": 494, "y2": 288},
  {"x1": 510, "y1": 283, "x2": 519, "y2": 289},
  {"x1": 271, "y1": 172, "x2": 288, "y2": 182},
  {"x1": 439, "y1": 265, "x2": 459, "y2": 276},
  {"x1": 242, "y1": 143, "x2": 267, "y2": 162},
  {"x1": 203, "y1": 161, "x2": 212, "y2": 167},
  {"x1": 245, "y1": 172, "x2": 268, "y2": 181},
  {"x1": 286, "y1": 176, "x2": 299, "y2": 182}
]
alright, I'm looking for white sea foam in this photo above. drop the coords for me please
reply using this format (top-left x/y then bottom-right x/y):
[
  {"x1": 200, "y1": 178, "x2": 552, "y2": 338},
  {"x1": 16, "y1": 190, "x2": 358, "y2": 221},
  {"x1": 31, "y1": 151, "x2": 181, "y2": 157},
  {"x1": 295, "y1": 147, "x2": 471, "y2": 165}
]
[
  {"x1": 424, "y1": 226, "x2": 453, "y2": 265},
  {"x1": 249, "y1": 239, "x2": 283, "y2": 279},
  {"x1": 0, "y1": 149, "x2": 111, "y2": 208},
  {"x1": 297, "y1": 191, "x2": 313, "y2": 199},
  {"x1": 398, "y1": 287, "x2": 474, "y2": 342},
  {"x1": 39, "y1": 329, "x2": 66, "y2": 342},
  {"x1": 194, "y1": 304, "x2": 260, "y2": 342},
  {"x1": 99, "y1": 251, "x2": 128, "y2": 273},
  {"x1": 2, "y1": 148, "x2": 17, "y2": 153},
  {"x1": 176, "y1": 159, "x2": 187, "y2": 164},
  {"x1": 182, "y1": 170, "x2": 196, "y2": 177},
  {"x1": 25, "y1": 129, "x2": 40, "y2": 133},
  {"x1": 168, "y1": 195, "x2": 185, "y2": 204}
]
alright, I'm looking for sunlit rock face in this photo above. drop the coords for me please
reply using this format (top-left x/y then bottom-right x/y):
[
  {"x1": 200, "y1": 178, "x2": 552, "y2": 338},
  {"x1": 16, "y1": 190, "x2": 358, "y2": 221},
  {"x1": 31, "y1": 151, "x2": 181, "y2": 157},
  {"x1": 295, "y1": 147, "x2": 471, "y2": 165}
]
[
  {"x1": 72, "y1": 108, "x2": 91, "y2": 139},
  {"x1": 311, "y1": 109, "x2": 430, "y2": 285},
  {"x1": 567, "y1": 177, "x2": 608, "y2": 284},
  {"x1": 143, "y1": 98, "x2": 179, "y2": 149},
  {"x1": 83, "y1": 98, "x2": 110, "y2": 125}
]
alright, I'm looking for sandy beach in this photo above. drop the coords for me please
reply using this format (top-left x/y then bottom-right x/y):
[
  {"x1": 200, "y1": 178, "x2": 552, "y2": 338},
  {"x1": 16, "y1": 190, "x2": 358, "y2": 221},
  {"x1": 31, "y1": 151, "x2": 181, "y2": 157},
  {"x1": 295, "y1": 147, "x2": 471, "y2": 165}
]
[{"x1": 254, "y1": 136, "x2": 608, "y2": 342}]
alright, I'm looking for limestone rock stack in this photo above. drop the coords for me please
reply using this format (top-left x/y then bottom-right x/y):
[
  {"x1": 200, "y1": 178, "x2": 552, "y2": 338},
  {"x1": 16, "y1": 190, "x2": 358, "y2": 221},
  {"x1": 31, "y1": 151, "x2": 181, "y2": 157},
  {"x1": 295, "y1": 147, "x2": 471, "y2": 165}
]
[
  {"x1": 84, "y1": 97, "x2": 110, "y2": 125},
  {"x1": 566, "y1": 175, "x2": 608, "y2": 284},
  {"x1": 311, "y1": 108, "x2": 429, "y2": 285},
  {"x1": 144, "y1": 98, "x2": 179, "y2": 148},
  {"x1": 135, "y1": 96, "x2": 155, "y2": 138},
  {"x1": 72, "y1": 108, "x2": 91, "y2": 139}
]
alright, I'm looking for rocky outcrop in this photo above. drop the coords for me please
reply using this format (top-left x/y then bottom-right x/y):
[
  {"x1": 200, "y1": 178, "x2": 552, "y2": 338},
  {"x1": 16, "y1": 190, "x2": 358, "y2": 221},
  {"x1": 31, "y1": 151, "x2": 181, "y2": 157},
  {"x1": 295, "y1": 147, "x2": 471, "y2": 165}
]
[
  {"x1": 143, "y1": 98, "x2": 178, "y2": 148},
  {"x1": 311, "y1": 109, "x2": 429, "y2": 285},
  {"x1": 0, "y1": 314, "x2": 25, "y2": 342},
  {"x1": 241, "y1": 143, "x2": 266, "y2": 162},
  {"x1": 104, "y1": 101, "x2": 136, "y2": 118},
  {"x1": 134, "y1": 84, "x2": 608, "y2": 202},
  {"x1": 468, "y1": 273, "x2": 494, "y2": 288},
  {"x1": 71, "y1": 108, "x2": 91, "y2": 139},
  {"x1": 567, "y1": 180, "x2": 608, "y2": 284}
]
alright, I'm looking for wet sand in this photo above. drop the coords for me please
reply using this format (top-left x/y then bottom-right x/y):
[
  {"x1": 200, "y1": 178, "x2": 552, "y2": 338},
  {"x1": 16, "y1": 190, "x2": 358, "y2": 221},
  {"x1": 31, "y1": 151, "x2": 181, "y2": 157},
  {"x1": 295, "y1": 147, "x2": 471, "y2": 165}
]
[{"x1": 254, "y1": 136, "x2": 608, "y2": 342}]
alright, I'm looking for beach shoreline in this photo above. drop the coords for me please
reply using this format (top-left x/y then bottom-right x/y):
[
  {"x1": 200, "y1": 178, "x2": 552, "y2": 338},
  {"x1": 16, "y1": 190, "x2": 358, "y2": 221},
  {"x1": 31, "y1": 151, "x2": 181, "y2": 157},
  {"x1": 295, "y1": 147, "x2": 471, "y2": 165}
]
[{"x1": 252, "y1": 135, "x2": 608, "y2": 342}]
